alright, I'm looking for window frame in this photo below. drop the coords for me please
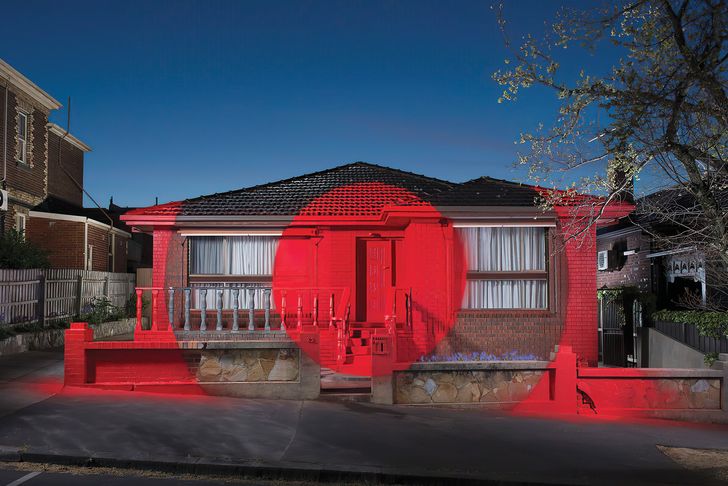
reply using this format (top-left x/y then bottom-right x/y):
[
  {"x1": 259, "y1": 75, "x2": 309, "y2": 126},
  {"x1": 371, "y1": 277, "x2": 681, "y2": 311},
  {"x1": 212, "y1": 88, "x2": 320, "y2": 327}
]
[
  {"x1": 187, "y1": 235, "x2": 279, "y2": 285},
  {"x1": 14, "y1": 213, "x2": 26, "y2": 239},
  {"x1": 17, "y1": 111, "x2": 28, "y2": 164},
  {"x1": 458, "y1": 226, "x2": 551, "y2": 311}
]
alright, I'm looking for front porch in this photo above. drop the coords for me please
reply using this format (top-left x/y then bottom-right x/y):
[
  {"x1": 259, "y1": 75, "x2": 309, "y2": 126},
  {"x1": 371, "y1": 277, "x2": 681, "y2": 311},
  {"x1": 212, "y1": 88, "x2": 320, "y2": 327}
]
[{"x1": 133, "y1": 284, "x2": 415, "y2": 375}]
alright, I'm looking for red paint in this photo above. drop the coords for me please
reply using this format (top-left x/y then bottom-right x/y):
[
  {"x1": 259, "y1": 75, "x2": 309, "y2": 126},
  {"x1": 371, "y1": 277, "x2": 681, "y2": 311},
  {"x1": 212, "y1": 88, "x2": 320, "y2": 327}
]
[{"x1": 273, "y1": 182, "x2": 467, "y2": 376}]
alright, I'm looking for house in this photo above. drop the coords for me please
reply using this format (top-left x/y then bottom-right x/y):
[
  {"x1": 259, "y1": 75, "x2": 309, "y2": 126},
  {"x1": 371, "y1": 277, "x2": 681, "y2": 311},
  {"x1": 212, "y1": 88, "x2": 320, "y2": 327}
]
[
  {"x1": 596, "y1": 187, "x2": 727, "y2": 366},
  {"x1": 0, "y1": 58, "x2": 131, "y2": 271},
  {"x1": 122, "y1": 162, "x2": 631, "y2": 372}
]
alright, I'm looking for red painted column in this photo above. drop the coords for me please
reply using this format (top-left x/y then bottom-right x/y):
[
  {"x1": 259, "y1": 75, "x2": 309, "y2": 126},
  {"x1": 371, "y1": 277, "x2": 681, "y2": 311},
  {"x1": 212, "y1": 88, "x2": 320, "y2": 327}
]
[
  {"x1": 556, "y1": 211, "x2": 598, "y2": 366},
  {"x1": 64, "y1": 322, "x2": 93, "y2": 386}
]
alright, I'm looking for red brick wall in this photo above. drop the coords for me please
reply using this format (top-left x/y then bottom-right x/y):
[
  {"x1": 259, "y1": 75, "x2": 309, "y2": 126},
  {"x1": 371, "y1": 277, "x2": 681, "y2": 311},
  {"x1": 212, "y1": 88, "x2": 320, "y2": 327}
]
[
  {"x1": 154, "y1": 228, "x2": 187, "y2": 327},
  {"x1": 26, "y1": 217, "x2": 86, "y2": 269},
  {"x1": 47, "y1": 131, "x2": 84, "y2": 206},
  {"x1": 596, "y1": 230, "x2": 652, "y2": 292}
]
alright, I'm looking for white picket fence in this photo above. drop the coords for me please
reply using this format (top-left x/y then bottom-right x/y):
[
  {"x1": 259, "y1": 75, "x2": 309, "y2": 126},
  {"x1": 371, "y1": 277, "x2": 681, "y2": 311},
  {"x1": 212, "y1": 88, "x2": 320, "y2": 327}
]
[{"x1": 0, "y1": 269, "x2": 135, "y2": 326}]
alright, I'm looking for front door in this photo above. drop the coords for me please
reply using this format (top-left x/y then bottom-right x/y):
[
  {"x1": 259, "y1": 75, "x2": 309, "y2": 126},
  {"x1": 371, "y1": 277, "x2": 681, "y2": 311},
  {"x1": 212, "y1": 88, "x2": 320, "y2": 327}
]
[{"x1": 360, "y1": 240, "x2": 393, "y2": 322}]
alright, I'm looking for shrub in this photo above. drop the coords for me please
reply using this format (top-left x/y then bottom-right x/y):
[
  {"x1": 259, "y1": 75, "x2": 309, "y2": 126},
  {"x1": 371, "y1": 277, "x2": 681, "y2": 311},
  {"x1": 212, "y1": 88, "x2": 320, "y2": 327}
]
[{"x1": 0, "y1": 230, "x2": 50, "y2": 269}]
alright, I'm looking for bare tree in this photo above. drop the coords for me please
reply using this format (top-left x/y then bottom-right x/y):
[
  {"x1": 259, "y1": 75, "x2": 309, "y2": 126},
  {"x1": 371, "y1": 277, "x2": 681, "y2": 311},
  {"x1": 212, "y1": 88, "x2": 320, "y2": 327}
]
[{"x1": 493, "y1": 0, "x2": 728, "y2": 308}]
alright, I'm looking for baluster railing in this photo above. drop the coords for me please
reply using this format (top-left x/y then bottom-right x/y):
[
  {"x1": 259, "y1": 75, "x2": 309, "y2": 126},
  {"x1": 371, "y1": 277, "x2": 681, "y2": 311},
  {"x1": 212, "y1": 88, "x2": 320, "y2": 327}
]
[
  {"x1": 135, "y1": 289, "x2": 143, "y2": 331},
  {"x1": 183, "y1": 288, "x2": 191, "y2": 330},
  {"x1": 168, "y1": 288, "x2": 175, "y2": 329},
  {"x1": 264, "y1": 289, "x2": 271, "y2": 331},
  {"x1": 151, "y1": 289, "x2": 159, "y2": 331},
  {"x1": 232, "y1": 288, "x2": 240, "y2": 331},
  {"x1": 313, "y1": 294, "x2": 318, "y2": 328},
  {"x1": 216, "y1": 289, "x2": 223, "y2": 331},
  {"x1": 248, "y1": 288, "x2": 255, "y2": 331},
  {"x1": 329, "y1": 293, "x2": 334, "y2": 328},
  {"x1": 297, "y1": 295, "x2": 303, "y2": 329},
  {"x1": 200, "y1": 289, "x2": 207, "y2": 331},
  {"x1": 281, "y1": 293, "x2": 287, "y2": 331}
]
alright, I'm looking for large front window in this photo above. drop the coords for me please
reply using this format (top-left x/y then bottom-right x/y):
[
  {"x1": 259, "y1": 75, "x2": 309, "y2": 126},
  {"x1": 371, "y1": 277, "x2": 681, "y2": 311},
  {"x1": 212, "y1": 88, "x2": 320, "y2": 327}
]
[
  {"x1": 189, "y1": 235, "x2": 279, "y2": 309},
  {"x1": 457, "y1": 227, "x2": 548, "y2": 309}
]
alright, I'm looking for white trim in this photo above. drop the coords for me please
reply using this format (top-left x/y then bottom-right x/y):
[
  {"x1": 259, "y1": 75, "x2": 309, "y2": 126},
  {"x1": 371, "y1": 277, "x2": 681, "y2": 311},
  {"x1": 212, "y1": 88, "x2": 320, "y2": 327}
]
[
  {"x1": 47, "y1": 122, "x2": 92, "y2": 152},
  {"x1": 452, "y1": 222, "x2": 555, "y2": 228},
  {"x1": 0, "y1": 59, "x2": 62, "y2": 110},
  {"x1": 84, "y1": 220, "x2": 88, "y2": 270},
  {"x1": 28, "y1": 210, "x2": 132, "y2": 238},
  {"x1": 646, "y1": 246, "x2": 696, "y2": 259},
  {"x1": 14, "y1": 212, "x2": 26, "y2": 238},
  {"x1": 178, "y1": 230, "x2": 283, "y2": 237}
]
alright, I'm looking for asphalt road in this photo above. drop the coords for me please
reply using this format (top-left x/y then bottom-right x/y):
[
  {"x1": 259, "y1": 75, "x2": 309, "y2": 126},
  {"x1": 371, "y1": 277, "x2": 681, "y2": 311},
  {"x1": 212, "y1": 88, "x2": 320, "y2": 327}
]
[{"x1": 1, "y1": 351, "x2": 728, "y2": 485}]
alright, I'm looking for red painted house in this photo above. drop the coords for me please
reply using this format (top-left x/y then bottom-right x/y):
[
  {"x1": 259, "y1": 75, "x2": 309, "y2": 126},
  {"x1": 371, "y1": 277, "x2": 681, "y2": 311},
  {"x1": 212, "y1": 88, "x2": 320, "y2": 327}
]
[{"x1": 121, "y1": 162, "x2": 630, "y2": 372}]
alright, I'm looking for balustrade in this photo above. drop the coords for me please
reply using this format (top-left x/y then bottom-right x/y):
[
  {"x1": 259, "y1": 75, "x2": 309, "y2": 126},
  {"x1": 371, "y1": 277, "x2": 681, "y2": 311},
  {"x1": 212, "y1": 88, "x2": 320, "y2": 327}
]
[{"x1": 133, "y1": 286, "x2": 353, "y2": 335}]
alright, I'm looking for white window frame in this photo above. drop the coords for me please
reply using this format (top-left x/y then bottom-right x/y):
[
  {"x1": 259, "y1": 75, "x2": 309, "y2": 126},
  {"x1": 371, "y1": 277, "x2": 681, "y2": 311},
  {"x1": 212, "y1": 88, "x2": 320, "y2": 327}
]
[
  {"x1": 87, "y1": 244, "x2": 93, "y2": 271},
  {"x1": 458, "y1": 226, "x2": 550, "y2": 310},
  {"x1": 14, "y1": 213, "x2": 26, "y2": 239},
  {"x1": 17, "y1": 111, "x2": 28, "y2": 164}
]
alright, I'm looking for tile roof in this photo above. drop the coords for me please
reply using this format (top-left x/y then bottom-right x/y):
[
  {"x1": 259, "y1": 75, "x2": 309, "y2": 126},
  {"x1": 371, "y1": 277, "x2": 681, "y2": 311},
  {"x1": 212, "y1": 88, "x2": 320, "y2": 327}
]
[{"x1": 126, "y1": 162, "x2": 541, "y2": 217}]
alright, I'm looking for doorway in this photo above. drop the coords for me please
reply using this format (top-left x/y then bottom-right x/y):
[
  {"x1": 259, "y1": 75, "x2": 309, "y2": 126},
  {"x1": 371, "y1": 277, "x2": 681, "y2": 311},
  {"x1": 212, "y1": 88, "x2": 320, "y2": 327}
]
[{"x1": 356, "y1": 238, "x2": 394, "y2": 323}]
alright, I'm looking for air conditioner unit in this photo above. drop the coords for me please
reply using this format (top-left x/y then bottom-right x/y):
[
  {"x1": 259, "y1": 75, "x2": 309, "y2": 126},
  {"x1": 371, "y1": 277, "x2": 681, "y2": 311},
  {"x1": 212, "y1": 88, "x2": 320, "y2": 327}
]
[
  {"x1": 0, "y1": 189, "x2": 7, "y2": 211},
  {"x1": 597, "y1": 250, "x2": 610, "y2": 271}
]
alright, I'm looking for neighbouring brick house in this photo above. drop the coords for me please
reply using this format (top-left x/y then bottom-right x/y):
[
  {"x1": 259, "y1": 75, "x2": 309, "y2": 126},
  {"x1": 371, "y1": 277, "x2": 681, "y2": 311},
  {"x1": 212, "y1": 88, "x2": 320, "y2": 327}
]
[
  {"x1": 0, "y1": 58, "x2": 131, "y2": 271},
  {"x1": 122, "y1": 162, "x2": 631, "y2": 371}
]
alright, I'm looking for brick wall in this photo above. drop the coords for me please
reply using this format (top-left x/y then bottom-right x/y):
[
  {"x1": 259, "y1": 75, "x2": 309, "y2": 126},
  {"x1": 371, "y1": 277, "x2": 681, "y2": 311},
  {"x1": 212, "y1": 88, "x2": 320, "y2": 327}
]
[
  {"x1": 26, "y1": 217, "x2": 86, "y2": 269},
  {"x1": 47, "y1": 131, "x2": 84, "y2": 206},
  {"x1": 154, "y1": 228, "x2": 187, "y2": 328},
  {"x1": 596, "y1": 229, "x2": 652, "y2": 292}
]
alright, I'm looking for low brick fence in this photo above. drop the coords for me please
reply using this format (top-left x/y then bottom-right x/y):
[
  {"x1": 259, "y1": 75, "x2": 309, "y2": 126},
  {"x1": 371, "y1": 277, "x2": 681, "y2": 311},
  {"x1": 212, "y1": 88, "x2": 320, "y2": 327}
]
[
  {"x1": 372, "y1": 336, "x2": 728, "y2": 421},
  {"x1": 64, "y1": 323, "x2": 320, "y2": 399}
]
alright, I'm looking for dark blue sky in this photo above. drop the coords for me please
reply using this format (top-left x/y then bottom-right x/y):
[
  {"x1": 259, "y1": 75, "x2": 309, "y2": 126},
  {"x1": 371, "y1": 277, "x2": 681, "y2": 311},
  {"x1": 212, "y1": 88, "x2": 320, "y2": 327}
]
[{"x1": 2, "y1": 0, "x2": 608, "y2": 208}]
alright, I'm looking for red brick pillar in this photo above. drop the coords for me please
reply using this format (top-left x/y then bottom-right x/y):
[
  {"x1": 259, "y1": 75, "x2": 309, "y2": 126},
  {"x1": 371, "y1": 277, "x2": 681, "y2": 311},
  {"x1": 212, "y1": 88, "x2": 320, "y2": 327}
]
[
  {"x1": 556, "y1": 211, "x2": 598, "y2": 366},
  {"x1": 152, "y1": 228, "x2": 186, "y2": 332},
  {"x1": 64, "y1": 322, "x2": 93, "y2": 386}
]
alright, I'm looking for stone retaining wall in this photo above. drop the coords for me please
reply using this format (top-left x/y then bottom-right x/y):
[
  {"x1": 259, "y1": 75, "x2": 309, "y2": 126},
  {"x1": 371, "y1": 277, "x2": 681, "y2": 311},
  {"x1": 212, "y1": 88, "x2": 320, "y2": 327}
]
[{"x1": 0, "y1": 318, "x2": 136, "y2": 357}]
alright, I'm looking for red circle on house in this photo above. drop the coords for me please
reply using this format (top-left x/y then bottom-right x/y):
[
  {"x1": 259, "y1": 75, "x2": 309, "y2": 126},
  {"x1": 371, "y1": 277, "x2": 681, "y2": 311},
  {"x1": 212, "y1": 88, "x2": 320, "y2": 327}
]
[{"x1": 272, "y1": 182, "x2": 467, "y2": 376}]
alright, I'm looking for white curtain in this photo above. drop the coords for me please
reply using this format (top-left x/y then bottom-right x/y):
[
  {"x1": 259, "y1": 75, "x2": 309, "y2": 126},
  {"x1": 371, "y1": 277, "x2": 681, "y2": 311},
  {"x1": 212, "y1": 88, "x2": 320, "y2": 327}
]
[
  {"x1": 457, "y1": 227, "x2": 545, "y2": 271},
  {"x1": 457, "y1": 227, "x2": 547, "y2": 309},
  {"x1": 228, "y1": 236, "x2": 279, "y2": 275},
  {"x1": 189, "y1": 236, "x2": 278, "y2": 275},
  {"x1": 190, "y1": 237, "x2": 224, "y2": 274},
  {"x1": 463, "y1": 280, "x2": 547, "y2": 309}
]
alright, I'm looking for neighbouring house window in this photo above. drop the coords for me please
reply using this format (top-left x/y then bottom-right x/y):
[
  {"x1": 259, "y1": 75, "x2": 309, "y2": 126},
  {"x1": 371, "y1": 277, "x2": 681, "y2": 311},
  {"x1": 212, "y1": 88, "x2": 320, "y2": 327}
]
[
  {"x1": 457, "y1": 227, "x2": 548, "y2": 309},
  {"x1": 14, "y1": 213, "x2": 26, "y2": 238},
  {"x1": 17, "y1": 112, "x2": 28, "y2": 164},
  {"x1": 189, "y1": 236, "x2": 279, "y2": 309},
  {"x1": 86, "y1": 245, "x2": 94, "y2": 271}
]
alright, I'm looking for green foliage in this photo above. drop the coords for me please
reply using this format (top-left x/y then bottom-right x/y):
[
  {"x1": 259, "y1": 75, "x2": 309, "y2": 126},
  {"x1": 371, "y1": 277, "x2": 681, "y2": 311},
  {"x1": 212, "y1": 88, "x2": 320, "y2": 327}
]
[
  {"x1": 0, "y1": 230, "x2": 50, "y2": 269},
  {"x1": 79, "y1": 296, "x2": 127, "y2": 325},
  {"x1": 652, "y1": 309, "x2": 728, "y2": 341}
]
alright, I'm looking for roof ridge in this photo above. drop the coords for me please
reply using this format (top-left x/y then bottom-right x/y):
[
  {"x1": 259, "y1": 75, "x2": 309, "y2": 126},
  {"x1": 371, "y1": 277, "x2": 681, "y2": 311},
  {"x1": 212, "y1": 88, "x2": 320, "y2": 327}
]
[{"x1": 182, "y1": 161, "x2": 456, "y2": 203}]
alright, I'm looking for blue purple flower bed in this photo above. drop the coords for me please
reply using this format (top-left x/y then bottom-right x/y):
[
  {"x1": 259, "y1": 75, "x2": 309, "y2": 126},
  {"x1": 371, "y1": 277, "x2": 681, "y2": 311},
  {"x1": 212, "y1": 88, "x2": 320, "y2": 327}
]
[{"x1": 418, "y1": 351, "x2": 539, "y2": 362}]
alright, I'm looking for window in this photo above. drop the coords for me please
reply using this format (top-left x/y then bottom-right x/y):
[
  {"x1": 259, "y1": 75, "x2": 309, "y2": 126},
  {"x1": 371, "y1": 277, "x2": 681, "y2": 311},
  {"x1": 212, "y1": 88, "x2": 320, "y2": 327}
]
[
  {"x1": 17, "y1": 112, "x2": 28, "y2": 164},
  {"x1": 14, "y1": 213, "x2": 26, "y2": 239},
  {"x1": 87, "y1": 245, "x2": 93, "y2": 271},
  {"x1": 457, "y1": 227, "x2": 548, "y2": 309},
  {"x1": 189, "y1": 236, "x2": 279, "y2": 276},
  {"x1": 189, "y1": 236, "x2": 280, "y2": 309}
]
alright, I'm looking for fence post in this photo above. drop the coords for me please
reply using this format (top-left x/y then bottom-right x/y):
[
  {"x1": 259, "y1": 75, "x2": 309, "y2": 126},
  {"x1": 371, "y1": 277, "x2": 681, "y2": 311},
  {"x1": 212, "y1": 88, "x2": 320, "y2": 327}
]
[
  {"x1": 104, "y1": 275, "x2": 110, "y2": 299},
  {"x1": 168, "y1": 287, "x2": 175, "y2": 329},
  {"x1": 264, "y1": 288, "x2": 271, "y2": 332},
  {"x1": 75, "y1": 274, "x2": 83, "y2": 318},
  {"x1": 38, "y1": 274, "x2": 47, "y2": 326}
]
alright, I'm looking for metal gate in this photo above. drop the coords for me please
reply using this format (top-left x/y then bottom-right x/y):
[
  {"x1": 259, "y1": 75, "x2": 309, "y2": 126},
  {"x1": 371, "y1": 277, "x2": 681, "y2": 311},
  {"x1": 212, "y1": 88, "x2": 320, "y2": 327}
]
[{"x1": 599, "y1": 296, "x2": 626, "y2": 366}]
